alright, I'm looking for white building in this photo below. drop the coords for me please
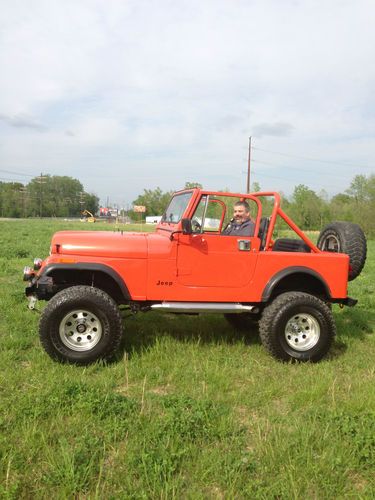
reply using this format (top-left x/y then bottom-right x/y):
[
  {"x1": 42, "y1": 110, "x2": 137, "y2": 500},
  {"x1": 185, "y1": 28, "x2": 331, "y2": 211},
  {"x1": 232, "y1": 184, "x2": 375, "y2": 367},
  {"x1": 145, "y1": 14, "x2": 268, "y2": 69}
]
[{"x1": 146, "y1": 216, "x2": 162, "y2": 224}]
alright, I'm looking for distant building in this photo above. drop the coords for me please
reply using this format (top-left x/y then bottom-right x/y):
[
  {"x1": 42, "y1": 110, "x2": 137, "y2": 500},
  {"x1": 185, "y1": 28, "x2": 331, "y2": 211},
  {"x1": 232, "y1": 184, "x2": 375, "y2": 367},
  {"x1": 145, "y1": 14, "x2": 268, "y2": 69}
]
[
  {"x1": 99, "y1": 207, "x2": 118, "y2": 217},
  {"x1": 146, "y1": 215, "x2": 162, "y2": 224}
]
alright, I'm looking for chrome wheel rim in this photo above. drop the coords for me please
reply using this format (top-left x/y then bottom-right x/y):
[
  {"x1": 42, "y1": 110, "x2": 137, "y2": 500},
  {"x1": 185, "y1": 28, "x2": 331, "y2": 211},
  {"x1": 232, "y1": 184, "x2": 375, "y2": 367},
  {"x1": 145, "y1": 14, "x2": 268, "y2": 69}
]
[
  {"x1": 322, "y1": 235, "x2": 340, "y2": 252},
  {"x1": 285, "y1": 313, "x2": 320, "y2": 351},
  {"x1": 59, "y1": 309, "x2": 102, "y2": 351}
]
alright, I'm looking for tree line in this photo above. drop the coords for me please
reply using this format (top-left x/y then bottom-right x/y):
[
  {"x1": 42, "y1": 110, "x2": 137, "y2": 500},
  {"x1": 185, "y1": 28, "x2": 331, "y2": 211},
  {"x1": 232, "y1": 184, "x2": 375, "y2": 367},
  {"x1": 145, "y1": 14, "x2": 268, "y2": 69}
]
[
  {"x1": 132, "y1": 175, "x2": 375, "y2": 236},
  {"x1": 0, "y1": 175, "x2": 99, "y2": 218},
  {"x1": 1, "y1": 174, "x2": 374, "y2": 236}
]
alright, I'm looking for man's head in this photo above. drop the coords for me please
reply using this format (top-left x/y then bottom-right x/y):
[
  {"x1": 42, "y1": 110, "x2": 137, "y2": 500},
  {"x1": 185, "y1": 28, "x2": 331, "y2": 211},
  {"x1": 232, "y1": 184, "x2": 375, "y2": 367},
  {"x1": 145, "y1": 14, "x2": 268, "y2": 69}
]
[{"x1": 233, "y1": 200, "x2": 250, "y2": 224}]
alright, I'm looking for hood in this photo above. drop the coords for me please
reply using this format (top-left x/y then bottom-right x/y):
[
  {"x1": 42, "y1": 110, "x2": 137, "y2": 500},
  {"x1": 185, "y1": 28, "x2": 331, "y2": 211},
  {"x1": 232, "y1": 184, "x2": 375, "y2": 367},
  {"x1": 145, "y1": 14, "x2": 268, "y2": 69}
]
[{"x1": 50, "y1": 231, "x2": 148, "y2": 259}]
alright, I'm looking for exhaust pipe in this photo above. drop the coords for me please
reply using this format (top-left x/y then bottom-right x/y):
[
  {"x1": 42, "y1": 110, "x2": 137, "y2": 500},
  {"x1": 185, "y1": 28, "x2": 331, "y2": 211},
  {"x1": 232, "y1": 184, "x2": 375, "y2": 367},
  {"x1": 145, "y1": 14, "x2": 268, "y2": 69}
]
[{"x1": 150, "y1": 302, "x2": 257, "y2": 314}]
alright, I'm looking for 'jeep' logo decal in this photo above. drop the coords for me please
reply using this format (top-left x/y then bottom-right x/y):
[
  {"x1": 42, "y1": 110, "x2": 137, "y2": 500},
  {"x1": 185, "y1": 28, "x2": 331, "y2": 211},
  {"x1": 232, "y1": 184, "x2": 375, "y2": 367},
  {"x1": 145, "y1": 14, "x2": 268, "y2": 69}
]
[{"x1": 156, "y1": 280, "x2": 173, "y2": 286}]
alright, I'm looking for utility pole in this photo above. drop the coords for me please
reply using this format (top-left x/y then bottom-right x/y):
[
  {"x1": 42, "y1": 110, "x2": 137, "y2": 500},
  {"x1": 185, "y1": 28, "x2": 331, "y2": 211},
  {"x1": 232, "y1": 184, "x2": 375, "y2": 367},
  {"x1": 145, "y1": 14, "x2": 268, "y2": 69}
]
[
  {"x1": 19, "y1": 187, "x2": 27, "y2": 218},
  {"x1": 37, "y1": 173, "x2": 47, "y2": 217},
  {"x1": 79, "y1": 192, "x2": 85, "y2": 212},
  {"x1": 246, "y1": 136, "x2": 252, "y2": 193}
]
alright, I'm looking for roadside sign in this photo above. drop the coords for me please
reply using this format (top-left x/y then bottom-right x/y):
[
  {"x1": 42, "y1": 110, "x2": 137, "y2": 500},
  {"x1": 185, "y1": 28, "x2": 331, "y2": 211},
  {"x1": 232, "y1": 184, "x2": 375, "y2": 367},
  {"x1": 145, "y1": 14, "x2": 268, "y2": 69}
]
[{"x1": 133, "y1": 205, "x2": 146, "y2": 213}]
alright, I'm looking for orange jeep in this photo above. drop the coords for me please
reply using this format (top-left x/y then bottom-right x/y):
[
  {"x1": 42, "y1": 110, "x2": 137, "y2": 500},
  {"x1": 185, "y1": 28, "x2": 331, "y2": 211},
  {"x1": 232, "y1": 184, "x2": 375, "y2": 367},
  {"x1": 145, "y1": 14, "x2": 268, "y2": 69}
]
[{"x1": 24, "y1": 188, "x2": 367, "y2": 364}]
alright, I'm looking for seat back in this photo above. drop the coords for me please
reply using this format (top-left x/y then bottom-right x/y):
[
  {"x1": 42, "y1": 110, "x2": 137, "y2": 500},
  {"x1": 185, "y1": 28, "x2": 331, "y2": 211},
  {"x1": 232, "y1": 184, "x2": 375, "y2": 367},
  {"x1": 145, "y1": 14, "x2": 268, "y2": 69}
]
[{"x1": 258, "y1": 217, "x2": 270, "y2": 250}]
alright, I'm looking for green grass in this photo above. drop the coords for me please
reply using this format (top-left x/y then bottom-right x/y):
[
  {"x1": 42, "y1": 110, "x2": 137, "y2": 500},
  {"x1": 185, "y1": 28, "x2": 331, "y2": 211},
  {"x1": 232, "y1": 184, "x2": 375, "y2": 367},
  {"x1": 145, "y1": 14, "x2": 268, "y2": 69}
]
[{"x1": 1, "y1": 219, "x2": 374, "y2": 498}]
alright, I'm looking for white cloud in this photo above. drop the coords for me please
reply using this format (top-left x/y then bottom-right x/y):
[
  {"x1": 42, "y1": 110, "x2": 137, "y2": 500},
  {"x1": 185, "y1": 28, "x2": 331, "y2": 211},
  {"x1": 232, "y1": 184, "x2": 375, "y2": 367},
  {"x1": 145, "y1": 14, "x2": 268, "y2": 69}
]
[
  {"x1": 0, "y1": 0, "x2": 374, "y2": 204},
  {"x1": 252, "y1": 122, "x2": 294, "y2": 138},
  {"x1": 0, "y1": 113, "x2": 47, "y2": 131}
]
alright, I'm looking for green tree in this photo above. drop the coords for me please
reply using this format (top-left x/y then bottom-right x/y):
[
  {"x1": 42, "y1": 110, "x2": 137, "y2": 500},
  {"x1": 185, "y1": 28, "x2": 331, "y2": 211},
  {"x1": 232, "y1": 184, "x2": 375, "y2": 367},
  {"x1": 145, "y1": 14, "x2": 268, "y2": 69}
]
[
  {"x1": 0, "y1": 182, "x2": 24, "y2": 217},
  {"x1": 344, "y1": 174, "x2": 375, "y2": 235},
  {"x1": 329, "y1": 193, "x2": 354, "y2": 222},
  {"x1": 26, "y1": 175, "x2": 96, "y2": 217},
  {"x1": 184, "y1": 182, "x2": 203, "y2": 189},
  {"x1": 83, "y1": 193, "x2": 100, "y2": 215},
  {"x1": 346, "y1": 174, "x2": 368, "y2": 203},
  {"x1": 132, "y1": 187, "x2": 173, "y2": 216},
  {"x1": 251, "y1": 181, "x2": 261, "y2": 192},
  {"x1": 0, "y1": 176, "x2": 141, "y2": 218},
  {"x1": 289, "y1": 184, "x2": 328, "y2": 230}
]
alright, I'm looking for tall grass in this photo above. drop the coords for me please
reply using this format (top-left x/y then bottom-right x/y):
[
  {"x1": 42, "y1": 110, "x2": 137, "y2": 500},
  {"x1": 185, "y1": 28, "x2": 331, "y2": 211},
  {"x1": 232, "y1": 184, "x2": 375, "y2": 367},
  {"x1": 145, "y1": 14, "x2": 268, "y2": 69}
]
[{"x1": 0, "y1": 219, "x2": 374, "y2": 498}]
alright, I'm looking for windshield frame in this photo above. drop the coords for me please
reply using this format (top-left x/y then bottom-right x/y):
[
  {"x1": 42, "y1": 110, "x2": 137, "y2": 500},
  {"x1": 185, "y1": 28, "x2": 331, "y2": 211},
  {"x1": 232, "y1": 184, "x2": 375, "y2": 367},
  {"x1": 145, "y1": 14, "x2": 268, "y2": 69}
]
[{"x1": 161, "y1": 191, "x2": 194, "y2": 224}]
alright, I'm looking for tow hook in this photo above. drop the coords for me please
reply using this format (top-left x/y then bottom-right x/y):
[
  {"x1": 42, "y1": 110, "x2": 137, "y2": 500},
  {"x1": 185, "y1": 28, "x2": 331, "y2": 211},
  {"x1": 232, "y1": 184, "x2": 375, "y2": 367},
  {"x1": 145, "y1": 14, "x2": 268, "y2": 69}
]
[{"x1": 27, "y1": 295, "x2": 38, "y2": 310}]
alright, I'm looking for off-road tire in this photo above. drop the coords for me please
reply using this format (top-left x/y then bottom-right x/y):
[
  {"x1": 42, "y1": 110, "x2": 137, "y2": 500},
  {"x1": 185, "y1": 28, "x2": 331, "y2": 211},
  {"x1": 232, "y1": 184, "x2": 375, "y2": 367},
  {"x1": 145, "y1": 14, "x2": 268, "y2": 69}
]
[
  {"x1": 259, "y1": 292, "x2": 336, "y2": 362},
  {"x1": 39, "y1": 286, "x2": 123, "y2": 365},
  {"x1": 224, "y1": 313, "x2": 260, "y2": 332},
  {"x1": 317, "y1": 221, "x2": 367, "y2": 280}
]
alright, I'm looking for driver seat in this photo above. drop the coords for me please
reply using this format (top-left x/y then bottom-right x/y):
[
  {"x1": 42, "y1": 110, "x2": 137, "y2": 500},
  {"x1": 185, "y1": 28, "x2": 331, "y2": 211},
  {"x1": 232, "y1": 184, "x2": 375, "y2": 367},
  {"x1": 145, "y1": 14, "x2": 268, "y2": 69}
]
[{"x1": 258, "y1": 217, "x2": 270, "y2": 250}]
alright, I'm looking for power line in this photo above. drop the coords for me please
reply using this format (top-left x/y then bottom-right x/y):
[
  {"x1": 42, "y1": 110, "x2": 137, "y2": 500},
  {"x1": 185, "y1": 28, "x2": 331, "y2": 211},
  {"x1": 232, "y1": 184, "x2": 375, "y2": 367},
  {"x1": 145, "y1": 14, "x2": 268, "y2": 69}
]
[
  {"x1": 252, "y1": 146, "x2": 374, "y2": 170},
  {"x1": 0, "y1": 169, "x2": 34, "y2": 177},
  {"x1": 242, "y1": 168, "x2": 341, "y2": 191},
  {"x1": 0, "y1": 176, "x2": 28, "y2": 183},
  {"x1": 251, "y1": 158, "x2": 358, "y2": 181}
]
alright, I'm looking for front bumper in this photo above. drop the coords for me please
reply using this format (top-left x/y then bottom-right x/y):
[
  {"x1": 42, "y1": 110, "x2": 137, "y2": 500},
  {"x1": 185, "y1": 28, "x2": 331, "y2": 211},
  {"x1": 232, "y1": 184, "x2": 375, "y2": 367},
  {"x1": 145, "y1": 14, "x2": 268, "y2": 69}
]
[
  {"x1": 25, "y1": 275, "x2": 54, "y2": 300},
  {"x1": 25, "y1": 274, "x2": 55, "y2": 310}
]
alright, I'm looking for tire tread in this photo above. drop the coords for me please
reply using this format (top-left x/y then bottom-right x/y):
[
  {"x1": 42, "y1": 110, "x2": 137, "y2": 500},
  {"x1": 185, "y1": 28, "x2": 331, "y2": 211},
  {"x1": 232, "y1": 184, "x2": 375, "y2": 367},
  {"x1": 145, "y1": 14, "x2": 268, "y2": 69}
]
[
  {"x1": 259, "y1": 291, "x2": 336, "y2": 362},
  {"x1": 317, "y1": 221, "x2": 367, "y2": 280},
  {"x1": 39, "y1": 285, "x2": 123, "y2": 364}
]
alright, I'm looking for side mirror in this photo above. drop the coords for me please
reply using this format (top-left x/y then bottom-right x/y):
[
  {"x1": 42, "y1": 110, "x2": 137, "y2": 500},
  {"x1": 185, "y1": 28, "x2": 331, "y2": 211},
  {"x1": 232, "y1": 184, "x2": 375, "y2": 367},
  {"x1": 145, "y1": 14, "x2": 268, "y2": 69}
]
[{"x1": 181, "y1": 218, "x2": 192, "y2": 235}]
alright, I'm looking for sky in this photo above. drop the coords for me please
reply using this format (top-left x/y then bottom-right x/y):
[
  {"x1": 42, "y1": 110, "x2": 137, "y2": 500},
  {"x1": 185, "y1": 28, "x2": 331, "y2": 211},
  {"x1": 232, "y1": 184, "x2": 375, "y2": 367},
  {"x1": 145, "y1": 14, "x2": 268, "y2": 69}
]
[{"x1": 1, "y1": 0, "x2": 375, "y2": 208}]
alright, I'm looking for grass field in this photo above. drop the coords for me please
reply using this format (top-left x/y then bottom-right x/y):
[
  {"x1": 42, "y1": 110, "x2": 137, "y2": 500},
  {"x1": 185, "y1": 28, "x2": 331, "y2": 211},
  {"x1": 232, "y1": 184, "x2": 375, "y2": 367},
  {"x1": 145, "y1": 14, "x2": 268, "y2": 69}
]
[{"x1": 1, "y1": 219, "x2": 374, "y2": 498}]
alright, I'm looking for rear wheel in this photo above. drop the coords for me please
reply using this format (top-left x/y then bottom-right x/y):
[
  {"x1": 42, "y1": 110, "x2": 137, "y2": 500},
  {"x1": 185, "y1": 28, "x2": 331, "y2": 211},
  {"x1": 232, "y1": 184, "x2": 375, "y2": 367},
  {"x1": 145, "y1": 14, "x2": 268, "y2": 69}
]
[
  {"x1": 317, "y1": 222, "x2": 367, "y2": 280},
  {"x1": 39, "y1": 286, "x2": 123, "y2": 364},
  {"x1": 259, "y1": 292, "x2": 335, "y2": 362}
]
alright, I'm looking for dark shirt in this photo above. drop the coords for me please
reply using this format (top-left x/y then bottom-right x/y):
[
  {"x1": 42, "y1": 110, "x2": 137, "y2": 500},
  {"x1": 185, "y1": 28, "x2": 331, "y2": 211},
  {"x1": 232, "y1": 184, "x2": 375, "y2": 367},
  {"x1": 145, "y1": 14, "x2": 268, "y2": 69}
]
[{"x1": 222, "y1": 218, "x2": 255, "y2": 236}]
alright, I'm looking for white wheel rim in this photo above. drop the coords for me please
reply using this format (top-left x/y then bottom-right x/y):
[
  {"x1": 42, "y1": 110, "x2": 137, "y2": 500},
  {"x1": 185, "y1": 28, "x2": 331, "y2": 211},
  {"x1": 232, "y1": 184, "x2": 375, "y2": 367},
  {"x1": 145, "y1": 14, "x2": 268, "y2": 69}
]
[
  {"x1": 323, "y1": 235, "x2": 340, "y2": 252},
  {"x1": 59, "y1": 309, "x2": 102, "y2": 352},
  {"x1": 284, "y1": 313, "x2": 320, "y2": 351}
]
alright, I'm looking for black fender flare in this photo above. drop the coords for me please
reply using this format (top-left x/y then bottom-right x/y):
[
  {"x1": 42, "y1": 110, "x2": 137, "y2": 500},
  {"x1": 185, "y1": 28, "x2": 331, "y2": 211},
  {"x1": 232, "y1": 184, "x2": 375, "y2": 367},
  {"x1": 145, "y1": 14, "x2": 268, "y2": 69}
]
[
  {"x1": 261, "y1": 266, "x2": 331, "y2": 302},
  {"x1": 41, "y1": 263, "x2": 131, "y2": 300}
]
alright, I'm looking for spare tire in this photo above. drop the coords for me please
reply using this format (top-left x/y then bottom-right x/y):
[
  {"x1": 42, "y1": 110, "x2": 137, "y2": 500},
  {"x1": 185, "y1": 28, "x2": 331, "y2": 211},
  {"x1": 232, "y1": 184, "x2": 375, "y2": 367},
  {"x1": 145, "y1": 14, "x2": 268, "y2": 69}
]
[{"x1": 317, "y1": 222, "x2": 367, "y2": 281}]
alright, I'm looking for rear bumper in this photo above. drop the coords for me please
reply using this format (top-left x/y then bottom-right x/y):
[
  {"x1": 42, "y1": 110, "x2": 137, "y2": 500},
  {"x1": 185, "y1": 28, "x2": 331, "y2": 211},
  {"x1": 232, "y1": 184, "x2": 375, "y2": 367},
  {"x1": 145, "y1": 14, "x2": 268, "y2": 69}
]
[{"x1": 332, "y1": 296, "x2": 357, "y2": 307}]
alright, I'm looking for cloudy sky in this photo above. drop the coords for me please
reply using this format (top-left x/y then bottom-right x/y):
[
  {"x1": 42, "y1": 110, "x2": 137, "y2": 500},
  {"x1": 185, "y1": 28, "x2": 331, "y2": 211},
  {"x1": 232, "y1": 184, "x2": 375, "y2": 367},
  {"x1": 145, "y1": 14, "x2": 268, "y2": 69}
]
[{"x1": 1, "y1": 0, "x2": 374, "y2": 207}]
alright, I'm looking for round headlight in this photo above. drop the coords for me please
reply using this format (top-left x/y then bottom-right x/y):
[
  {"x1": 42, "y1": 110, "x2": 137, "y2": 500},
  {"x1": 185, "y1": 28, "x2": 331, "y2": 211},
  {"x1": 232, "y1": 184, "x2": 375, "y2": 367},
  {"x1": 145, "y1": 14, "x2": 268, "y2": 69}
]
[
  {"x1": 33, "y1": 258, "x2": 43, "y2": 270},
  {"x1": 23, "y1": 266, "x2": 35, "y2": 281}
]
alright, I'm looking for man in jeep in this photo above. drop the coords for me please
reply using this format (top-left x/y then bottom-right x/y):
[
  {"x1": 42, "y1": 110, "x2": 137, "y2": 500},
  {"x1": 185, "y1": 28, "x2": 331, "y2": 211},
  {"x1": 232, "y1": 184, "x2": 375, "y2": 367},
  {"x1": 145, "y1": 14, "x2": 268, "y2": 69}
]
[{"x1": 222, "y1": 200, "x2": 255, "y2": 236}]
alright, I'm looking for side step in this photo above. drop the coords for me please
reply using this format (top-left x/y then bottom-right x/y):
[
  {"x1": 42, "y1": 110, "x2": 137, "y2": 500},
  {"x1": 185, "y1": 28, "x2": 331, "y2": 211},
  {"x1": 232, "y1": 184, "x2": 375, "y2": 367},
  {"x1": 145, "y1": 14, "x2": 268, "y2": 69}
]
[{"x1": 150, "y1": 302, "x2": 256, "y2": 314}]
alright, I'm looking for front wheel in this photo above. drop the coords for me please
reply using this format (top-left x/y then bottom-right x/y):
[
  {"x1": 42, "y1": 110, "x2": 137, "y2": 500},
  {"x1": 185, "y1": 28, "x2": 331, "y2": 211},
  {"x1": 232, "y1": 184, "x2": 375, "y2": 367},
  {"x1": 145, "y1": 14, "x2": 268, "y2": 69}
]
[
  {"x1": 259, "y1": 292, "x2": 336, "y2": 362},
  {"x1": 39, "y1": 286, "x2": 123, "y2": 364}
]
